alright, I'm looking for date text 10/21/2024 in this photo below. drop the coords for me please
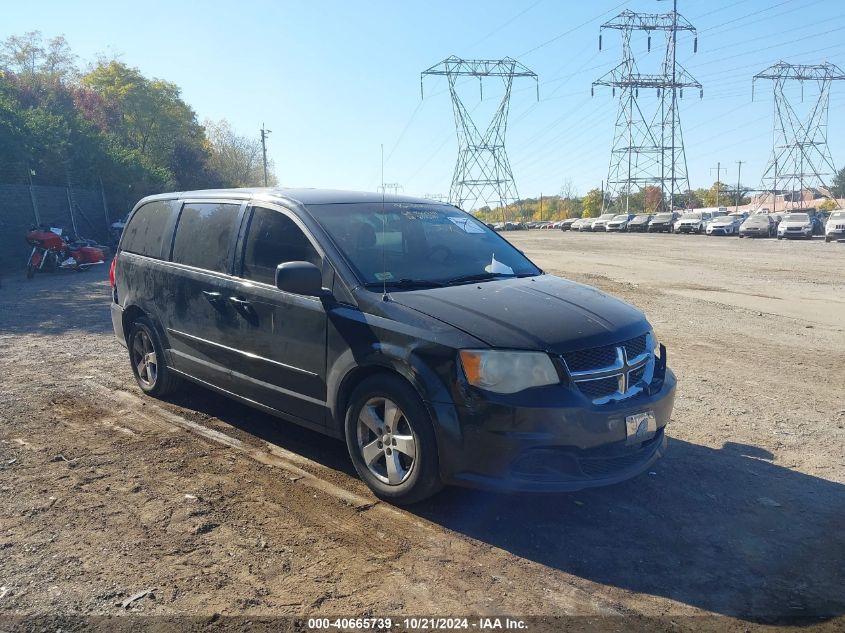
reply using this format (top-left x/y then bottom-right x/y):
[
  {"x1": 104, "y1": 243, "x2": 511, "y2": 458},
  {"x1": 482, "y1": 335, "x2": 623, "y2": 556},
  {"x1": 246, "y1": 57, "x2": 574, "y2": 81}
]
[{"x1": 306, "y1": 617, "x2": 528, "y2": 630}]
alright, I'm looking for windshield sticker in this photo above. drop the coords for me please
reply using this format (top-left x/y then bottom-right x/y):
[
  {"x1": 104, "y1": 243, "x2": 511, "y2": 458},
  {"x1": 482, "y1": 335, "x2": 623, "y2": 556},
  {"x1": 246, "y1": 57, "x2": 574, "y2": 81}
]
[
  {"x1": 448, "y1": 216, "x2": 486, "y2": 233},
  {"x1": 374, "y1": 271, "x2": 394, "y2": 281}
]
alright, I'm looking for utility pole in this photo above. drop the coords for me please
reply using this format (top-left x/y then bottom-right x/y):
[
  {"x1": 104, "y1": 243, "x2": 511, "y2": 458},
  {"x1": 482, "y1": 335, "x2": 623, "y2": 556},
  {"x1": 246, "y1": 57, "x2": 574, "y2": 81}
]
[
  {"x1": 711, "y1": 162, "x2": 727, "y2": 206},
  {"x1": 735, "y1": 160, "x2": 744, "y2": 212},
  {"x1": 260, "y1": 123, "x2": 272, "y2": 187}
]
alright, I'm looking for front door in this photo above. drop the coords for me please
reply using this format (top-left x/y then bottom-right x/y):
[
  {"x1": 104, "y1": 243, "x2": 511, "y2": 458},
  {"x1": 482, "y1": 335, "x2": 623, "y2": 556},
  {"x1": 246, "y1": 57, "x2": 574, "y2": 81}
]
[{"x1": 222, "y1": 204, "x2": 329, "y2": 427}]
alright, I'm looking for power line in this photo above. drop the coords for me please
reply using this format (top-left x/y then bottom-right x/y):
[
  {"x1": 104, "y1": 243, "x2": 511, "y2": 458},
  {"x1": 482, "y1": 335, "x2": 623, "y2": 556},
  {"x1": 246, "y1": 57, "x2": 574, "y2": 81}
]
[{"x1": 517, "y1": 0, "x2": 630, "y2": 58}]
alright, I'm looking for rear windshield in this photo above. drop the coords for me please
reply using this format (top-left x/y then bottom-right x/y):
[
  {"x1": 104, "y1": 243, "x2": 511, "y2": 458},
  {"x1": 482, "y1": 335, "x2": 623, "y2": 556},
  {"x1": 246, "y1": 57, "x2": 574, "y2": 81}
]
[{"x1": 310, "y1": 203, "x2": 540, "y2": 287}]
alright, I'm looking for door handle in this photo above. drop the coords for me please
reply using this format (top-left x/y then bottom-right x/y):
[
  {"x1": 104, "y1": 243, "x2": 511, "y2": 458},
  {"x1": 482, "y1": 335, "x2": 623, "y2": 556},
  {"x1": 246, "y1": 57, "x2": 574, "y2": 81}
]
[
  {"x1": 202, "y1": 290, "x2": 224, "y2": 305},
  {"x1": 228, "y1": 296, "x2": 252, "y2": 309},
  {"x1": 228, "y1": 296, "x2": 256, "y2": 320}
]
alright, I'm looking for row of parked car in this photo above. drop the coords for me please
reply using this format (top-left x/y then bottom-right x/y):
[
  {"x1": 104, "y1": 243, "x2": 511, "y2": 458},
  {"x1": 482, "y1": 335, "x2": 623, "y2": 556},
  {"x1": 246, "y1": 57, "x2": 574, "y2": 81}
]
[{"x1": 523, "y1": 208, "x2": 845, "y2": 241}]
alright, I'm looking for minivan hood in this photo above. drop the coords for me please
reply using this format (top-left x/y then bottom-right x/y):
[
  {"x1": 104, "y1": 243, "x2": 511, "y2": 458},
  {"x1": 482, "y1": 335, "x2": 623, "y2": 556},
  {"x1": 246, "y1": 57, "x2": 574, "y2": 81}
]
[{"x1": 388, "y1": 275, "x2": 649, "y2": 354}]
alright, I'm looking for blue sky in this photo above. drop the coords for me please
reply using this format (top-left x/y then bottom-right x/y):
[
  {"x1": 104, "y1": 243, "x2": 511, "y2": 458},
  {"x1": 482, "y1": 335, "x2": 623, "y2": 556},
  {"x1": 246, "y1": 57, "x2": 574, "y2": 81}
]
[{"x1": 3, "y1": 0, "x2": 845, "y2": 199}]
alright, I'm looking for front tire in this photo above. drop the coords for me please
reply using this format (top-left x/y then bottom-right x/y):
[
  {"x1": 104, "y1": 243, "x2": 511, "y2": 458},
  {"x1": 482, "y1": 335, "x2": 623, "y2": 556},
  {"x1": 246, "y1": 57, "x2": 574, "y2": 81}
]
[
  {"x1": 344, "y1": 375, "x2": 442, "y2": 505},
  {"x1": 127, "y1": 317, "x2": 181, "y2": 397}
]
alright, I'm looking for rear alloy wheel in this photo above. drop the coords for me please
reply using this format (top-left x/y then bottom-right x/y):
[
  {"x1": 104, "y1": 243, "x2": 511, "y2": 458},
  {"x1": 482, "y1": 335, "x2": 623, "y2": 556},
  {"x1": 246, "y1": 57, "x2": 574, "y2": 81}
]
[
  {"x1": 127, "y1": 317, "x2": 181, "y2": 397},
  {"x1": 345, "y1": 375, "x2": 442, "y2": 504}
]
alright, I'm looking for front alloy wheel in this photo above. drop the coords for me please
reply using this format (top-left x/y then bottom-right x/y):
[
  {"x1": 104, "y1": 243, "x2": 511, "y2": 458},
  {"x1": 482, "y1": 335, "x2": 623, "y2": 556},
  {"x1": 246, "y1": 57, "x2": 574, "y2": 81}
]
[
  {"x1": 357, "y1": 397, "x2": 417, "y2": 485},
  {"x1": 345, "y1": 375, "x2": 442, "y2": 504}
]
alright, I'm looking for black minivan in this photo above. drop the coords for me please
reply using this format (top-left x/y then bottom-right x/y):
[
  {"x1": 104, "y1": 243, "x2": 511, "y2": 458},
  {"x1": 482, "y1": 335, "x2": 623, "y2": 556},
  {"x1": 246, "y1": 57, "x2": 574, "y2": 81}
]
[{"x1": 110, "y1": 188, "x2": 676, "y2": 504}]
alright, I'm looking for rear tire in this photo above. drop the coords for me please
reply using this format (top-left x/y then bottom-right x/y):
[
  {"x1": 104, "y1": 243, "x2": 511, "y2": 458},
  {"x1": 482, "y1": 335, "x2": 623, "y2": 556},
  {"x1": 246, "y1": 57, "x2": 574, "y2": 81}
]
[
  {"x1": 344, "y1": 374, "x2": 442, "y2": 505},
  {"x1": 127, "y1": 317, "x2": 181, "y2": 397}
]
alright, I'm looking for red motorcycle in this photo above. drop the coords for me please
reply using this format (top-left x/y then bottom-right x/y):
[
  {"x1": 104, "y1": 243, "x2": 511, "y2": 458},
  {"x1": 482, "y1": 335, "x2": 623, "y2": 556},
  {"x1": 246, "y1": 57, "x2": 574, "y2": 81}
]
[{"x1": 25, "y1": 226, "x2": 108, "y2": 279}]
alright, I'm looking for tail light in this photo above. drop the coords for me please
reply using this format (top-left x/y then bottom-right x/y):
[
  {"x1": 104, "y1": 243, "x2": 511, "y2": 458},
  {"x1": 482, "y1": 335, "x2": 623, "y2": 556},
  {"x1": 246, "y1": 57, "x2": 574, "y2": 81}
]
[{"x1": 109, "y1": 257, "x2": 117, "y2": 287}]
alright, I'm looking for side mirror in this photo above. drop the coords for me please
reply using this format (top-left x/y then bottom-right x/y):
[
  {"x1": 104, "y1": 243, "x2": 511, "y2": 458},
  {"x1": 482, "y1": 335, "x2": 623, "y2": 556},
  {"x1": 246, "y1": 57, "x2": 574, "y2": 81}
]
[{"x1": 275, "y1": 261, "x2": 329, "y2": 298}]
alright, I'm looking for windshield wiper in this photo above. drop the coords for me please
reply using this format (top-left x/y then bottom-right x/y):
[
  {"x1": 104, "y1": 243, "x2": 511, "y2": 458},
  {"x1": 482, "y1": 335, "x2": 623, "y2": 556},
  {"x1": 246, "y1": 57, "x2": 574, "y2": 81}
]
[
  {"x1": 363, "y1": 278, "x2": 445, "y2": 290},
  {"x1": 445, "y1": 271, "x2": 539, "y2": 286},
  {"x1": 445, "y1": 272, "x2": 513, "y2": 286}
]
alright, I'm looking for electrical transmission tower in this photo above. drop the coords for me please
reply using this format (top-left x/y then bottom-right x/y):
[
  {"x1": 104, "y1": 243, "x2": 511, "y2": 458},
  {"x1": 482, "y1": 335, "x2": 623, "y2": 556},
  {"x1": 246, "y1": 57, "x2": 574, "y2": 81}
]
[
  {"x1": 593, "y1": 2, "x2": 701, "y2": 213},
  {"x1": 421, "y1": 56, "x2": 538, "y2": 218},
  {"x1": 378, "y1": 182, "x2": 404, "y2": 196},
  {"x1": 752, "y1": 62, "x2": 845, "y2": 210}
]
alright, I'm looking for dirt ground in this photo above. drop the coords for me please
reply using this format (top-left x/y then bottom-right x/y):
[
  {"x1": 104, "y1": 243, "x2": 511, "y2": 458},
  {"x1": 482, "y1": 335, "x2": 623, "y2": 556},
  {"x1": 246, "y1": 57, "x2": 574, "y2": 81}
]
[{"x1": 1, "y1": 231, "x2": 843, "y2": 631}]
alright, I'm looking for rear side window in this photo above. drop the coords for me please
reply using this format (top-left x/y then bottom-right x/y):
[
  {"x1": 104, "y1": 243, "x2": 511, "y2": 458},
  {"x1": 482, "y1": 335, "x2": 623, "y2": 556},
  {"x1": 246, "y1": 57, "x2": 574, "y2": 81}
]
[
  {"x1": 121, "y1": 201, "x2": 172, "y2": 258},
  {"x1": 172, "y1": 202, "x2": 240, "y2": 273},
  {"x1": 242, "y1": 207, "x2": 321, "y2": 285}
]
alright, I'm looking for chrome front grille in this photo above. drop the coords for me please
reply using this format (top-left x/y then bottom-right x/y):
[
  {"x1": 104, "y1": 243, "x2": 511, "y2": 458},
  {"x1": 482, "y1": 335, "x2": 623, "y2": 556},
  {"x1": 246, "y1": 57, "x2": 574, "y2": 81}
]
[{"x1": 561, "y1": 333, "x2": 655, "y2": 404}]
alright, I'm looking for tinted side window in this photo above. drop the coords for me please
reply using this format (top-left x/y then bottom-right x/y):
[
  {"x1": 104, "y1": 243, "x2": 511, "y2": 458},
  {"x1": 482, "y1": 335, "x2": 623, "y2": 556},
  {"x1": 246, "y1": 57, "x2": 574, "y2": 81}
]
[
  {"x1": 171, "y1": 202, "x2": 240, "y2": 273},
  {"x1": 242, "y1": 207, "x2": 321, "y2": 285},
  {"x1": 121, "y1": 201, "x2": 172, "y2": 258}
]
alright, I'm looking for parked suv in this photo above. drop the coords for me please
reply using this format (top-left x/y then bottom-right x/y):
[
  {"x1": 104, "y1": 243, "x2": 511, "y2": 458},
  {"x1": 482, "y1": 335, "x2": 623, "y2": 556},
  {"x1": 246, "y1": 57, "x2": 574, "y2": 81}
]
[
  {"x1": 825, "y1": 210, "x2": 845, "y2": 242},
  {"x1": 777, "y1": 212, "x2": 814, "y2": 239},
  {"x1": 676, "y1": 211, "x2": 713, "y2": 234},
  {"x1": 590, "y1": 212, "x2": 618, "y2": 232},
  {"x1": 647, "y1": 211, "x2": 678, "y2": 233},
  {"x1": 606, "y1": 214, "x2": 636, "y2": 232},
  {"x1": 626, "y1": 214, "x2": 652, "y2": 232},
  {"x1": 110, "y1": 189, "x2": 675, "y2": 504}
]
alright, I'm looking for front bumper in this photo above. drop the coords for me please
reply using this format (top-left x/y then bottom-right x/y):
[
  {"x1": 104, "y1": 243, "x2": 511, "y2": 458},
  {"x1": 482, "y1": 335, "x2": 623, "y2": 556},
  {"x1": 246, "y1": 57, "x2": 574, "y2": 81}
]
[
  {"x1": 677, "y1": 224, "x2": 700, "y2": 233},
  {"x1": 707, "y1": 226, "x2": 734, "y2": 235},
  {"x1": 741, "y1": 228, "x2": 770, "y2": 237},
  {"x1": 780, "y1": 229, "x2": 812, "y2": 239},
  {"x1": 432, "y1": 367, "x2": 677, "y2": 493},
  {"x1": 826, "y1": 228, "x2": 845, "y2": 239}
]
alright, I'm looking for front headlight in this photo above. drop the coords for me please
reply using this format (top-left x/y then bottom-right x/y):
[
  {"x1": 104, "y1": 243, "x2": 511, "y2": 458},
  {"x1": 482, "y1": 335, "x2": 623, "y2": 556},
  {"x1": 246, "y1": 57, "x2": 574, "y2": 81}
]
[
  {"x1": 651, "y1": 330, "x2": 661, "y2": 358},
  {"x1": 459, "y1": 350, "x2": 559, "y2": 394}
]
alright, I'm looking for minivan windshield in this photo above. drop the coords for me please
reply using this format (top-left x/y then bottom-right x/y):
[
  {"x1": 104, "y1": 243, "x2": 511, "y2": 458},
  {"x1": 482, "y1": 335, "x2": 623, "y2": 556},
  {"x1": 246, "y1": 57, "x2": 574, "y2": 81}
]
[{"x1": 311, "y1": 203, "x2": 541, "y2": 287}]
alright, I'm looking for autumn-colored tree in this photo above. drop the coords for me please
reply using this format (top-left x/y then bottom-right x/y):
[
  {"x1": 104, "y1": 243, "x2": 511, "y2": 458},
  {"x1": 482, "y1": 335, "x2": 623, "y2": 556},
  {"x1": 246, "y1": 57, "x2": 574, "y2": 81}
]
[{"x1": 643, "y1": 185, "x2": 664, "y2": 212}]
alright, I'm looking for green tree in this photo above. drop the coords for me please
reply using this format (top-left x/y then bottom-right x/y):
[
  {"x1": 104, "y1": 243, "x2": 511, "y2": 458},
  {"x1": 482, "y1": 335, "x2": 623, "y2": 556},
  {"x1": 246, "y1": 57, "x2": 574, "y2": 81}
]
[
  {"x1": 830, "y1": 167, "x2": 845, "y2": 198},
  {"x1": 0, "y1": 31, "x2": 76, "y2": 81},
  {"x1": 582, "y1": 188, "x2": 604, "y2": 218}
]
